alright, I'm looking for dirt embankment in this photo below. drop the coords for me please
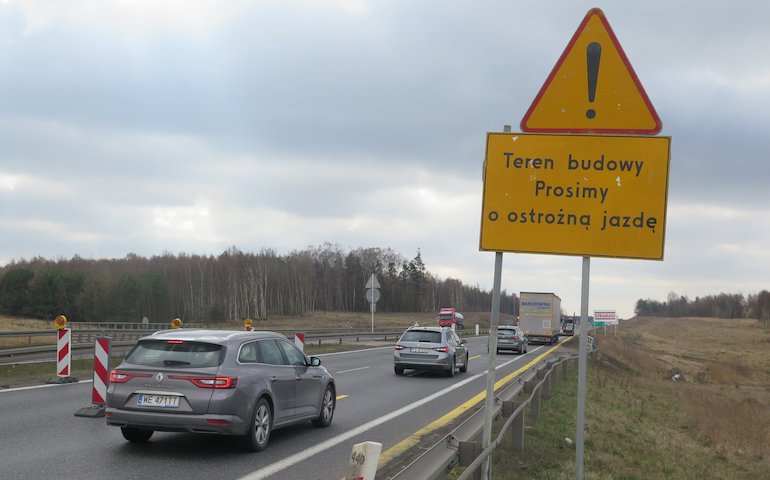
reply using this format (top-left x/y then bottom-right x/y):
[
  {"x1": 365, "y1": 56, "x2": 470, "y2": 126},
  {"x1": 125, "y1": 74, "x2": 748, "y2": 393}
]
[{"x1": 594, "y1": 316, "x2": 770, "y2": 464}]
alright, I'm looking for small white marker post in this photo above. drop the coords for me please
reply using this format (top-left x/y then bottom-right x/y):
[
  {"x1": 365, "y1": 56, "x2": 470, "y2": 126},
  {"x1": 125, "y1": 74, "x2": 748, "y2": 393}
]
[{"x1": 346, "y1": 441, "x2": 382, "y2": 480}]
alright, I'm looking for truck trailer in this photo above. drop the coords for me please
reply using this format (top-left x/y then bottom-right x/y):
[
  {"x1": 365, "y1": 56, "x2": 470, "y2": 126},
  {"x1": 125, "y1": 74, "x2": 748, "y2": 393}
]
[{"x1": 519, "y1": 292, "x2": 561, "y2": 344}]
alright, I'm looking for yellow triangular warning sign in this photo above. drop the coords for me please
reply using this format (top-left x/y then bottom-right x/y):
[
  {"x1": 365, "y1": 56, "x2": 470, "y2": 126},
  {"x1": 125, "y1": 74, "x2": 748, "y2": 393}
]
[{"x1": 520, "y1": 8, "x2": 662, "y2": 134}]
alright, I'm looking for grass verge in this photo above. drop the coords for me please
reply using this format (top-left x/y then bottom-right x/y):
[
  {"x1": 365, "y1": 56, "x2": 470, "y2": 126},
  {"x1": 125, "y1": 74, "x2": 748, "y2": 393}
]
[{"x1": 449, "y1": 317, "x2": 770, "y2": 479}]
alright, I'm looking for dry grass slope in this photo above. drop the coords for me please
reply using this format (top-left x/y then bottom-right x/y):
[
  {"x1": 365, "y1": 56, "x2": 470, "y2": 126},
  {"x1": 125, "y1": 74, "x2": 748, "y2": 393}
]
[{"x1": 594, "y1": 317, "x2": 770, "y2": 474}]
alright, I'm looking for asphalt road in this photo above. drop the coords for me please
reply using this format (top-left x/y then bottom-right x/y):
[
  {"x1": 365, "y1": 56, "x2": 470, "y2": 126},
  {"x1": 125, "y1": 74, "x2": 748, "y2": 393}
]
[{"x1": 0, "y1": 335, "x2": 568, "y2": 480}]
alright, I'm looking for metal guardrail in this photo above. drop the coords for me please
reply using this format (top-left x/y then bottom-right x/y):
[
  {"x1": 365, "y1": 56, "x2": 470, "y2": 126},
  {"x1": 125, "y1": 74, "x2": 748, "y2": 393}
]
[
  {"x1": 388, "y1": 337, "x2": 588, "y2": 480},
  {"x1": 0, "y1": 328, "x2": 446, "y2": 360},
  {"x1": 0, "y1": 326, "x2": 488, "y2": 359}
]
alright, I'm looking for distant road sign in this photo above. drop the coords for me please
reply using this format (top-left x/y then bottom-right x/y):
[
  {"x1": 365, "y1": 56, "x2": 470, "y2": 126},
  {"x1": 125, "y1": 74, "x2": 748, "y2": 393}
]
[
  {"x1": 366, "y1": 289, "x2": 381, "y2": 303},
  {"x1": 365, "y1": 276, "x2": 381, "y2": 289},
  {"x1": 594, "y1": 310, "x2": 618, "y2": 325},
  {"x1": 480, "y1": 133, "x2": 671, "y2": 260},
  {"x1": 521, "y1": 8, "x2": 661, "y2": 134}
]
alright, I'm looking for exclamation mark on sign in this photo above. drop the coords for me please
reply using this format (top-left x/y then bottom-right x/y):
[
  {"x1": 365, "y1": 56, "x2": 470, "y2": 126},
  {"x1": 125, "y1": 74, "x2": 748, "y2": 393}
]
[{"x1": 586, "y1": 42, "x2": 601, "y2": 119}]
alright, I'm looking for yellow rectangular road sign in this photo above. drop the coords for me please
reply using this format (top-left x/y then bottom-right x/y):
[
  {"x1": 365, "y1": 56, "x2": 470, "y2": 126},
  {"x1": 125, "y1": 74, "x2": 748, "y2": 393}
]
[{"x1": 480, "y1": 133, "x2": 671, "y2": 260}]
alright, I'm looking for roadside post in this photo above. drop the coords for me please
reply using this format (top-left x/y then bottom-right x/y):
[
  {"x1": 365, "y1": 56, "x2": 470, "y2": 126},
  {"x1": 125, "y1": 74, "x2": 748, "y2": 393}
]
[
  {"x1": 47, "y1": 315, "x2": 78, "y2": 384},
  {"x1": 75, "y1": 335, "x2": 111, "y2": 417},
  {"x1": 479, "y1": 8, "x2": 670, "y2": 479},
  {"x1": 365, "y1": 274, "x2": 381, "y2": 333},
  {"x1": 294, "y1": 332, "x2": 305, "y2": 352},
  {"x1": 345, "y1": 441, "x2": 382, "y2": 480}
]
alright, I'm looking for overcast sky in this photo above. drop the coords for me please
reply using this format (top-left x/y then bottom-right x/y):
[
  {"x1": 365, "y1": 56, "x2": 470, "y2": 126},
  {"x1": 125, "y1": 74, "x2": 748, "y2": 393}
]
[{"x1": 1, "y1": 1, "x2": 768, "y2": 319}]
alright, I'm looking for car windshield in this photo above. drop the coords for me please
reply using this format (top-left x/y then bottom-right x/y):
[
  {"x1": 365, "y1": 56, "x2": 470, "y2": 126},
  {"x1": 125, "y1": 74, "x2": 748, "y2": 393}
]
[
  {"x1": 126, "y1": 340, "x2": 223, "y2": 368},
  {"x1": 438, "y1": 314, "x2": 453, "y2": 320},
  {"x1": 400, "y1": 330, "x2": 442, "y2": 343}
]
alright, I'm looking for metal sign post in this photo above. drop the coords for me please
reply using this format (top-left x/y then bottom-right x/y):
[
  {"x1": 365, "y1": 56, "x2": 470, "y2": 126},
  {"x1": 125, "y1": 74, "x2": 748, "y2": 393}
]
[
  {"x1": 365, "y1": 274, "x2": 381, "y2": 333},
  {"x1": 480, "y1": 123, "x2": 510, "y2": 480},
  {"x1": 576, "y1": 256, "x2": 590, "y2": 480},
  {"x1": 481, "y1": 251, "x2": 503, "y2": 479}
]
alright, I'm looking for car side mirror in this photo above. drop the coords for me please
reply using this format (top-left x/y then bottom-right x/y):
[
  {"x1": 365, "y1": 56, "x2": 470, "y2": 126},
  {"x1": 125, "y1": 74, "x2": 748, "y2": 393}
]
[
  {"x1": 460, "y1": 339, "x2": 467, "y2": 345},
  {"x1": 309, "y1": 356, "x2": 322, "y2": 367}
]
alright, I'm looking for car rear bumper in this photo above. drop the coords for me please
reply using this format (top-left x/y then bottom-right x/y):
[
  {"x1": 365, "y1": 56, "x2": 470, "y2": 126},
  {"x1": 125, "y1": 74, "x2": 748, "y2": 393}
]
[
  {"x1": 105, "y1": 407, "x2": 249, "y2": 435},
  {"x1": 394, "y1": 354, "x2": 451, "y2": 371},
  {"x1": 497, "y1": 342, "x2": 523, "y2": 350}
]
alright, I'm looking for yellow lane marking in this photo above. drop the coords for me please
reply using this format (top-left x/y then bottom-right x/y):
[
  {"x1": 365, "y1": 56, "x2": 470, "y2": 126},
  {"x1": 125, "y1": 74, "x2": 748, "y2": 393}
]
[
  {"x1": 378, "y1": 337, "x2": 575, "y2": 467},
  {"x1": 469, "y1": 355, "x2": 482, "y2": 360},
  {"x1": 336, "y1": 394, "x2": 349, "y2": 400}
]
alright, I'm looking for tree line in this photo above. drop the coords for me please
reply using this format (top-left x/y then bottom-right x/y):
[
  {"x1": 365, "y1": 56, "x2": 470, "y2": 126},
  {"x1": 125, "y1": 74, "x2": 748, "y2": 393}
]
[
  {"x1": 0, "y1": 244, "x2": 518, "y2": 324},
  {"x1": 635, "y1": 290, "x2": 770, "y2": 324}
]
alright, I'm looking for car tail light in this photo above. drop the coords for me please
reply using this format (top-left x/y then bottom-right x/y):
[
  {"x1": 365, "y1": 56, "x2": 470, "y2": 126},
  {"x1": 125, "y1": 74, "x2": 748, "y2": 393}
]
[
  {"x1": 512, "y1": 336, "x2": 519, "y2": 341},
  {"x1": 109, "y1": 370, "x2": 152, "y2": 383},
  {"x1": 434, "y1": 346, "x2": 449, "y2": 353},
  {"x1": 394, "y1": 344, "x2": 405, "y2": 350},
  {"x1": 168, "y1": 375, "x2": 238, "y2": 389},
  {"x1": 166, "y1": 340, "x2": 184, "y2": 344},
  {"x1": 207, "y1": 419, "x2": 230, "y2": 425}
]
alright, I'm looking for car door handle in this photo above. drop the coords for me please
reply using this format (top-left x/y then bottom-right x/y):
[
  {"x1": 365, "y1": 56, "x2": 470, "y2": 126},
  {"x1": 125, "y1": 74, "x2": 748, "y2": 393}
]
[{"x1": 270, "y1": 376, "x2": 279, "y2": 383}]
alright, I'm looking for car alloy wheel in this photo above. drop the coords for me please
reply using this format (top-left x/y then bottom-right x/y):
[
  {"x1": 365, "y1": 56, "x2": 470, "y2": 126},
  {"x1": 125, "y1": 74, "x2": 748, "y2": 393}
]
[
  {"x1": 244, "y1": 397, "x2": 272, "y2": 452},
  {"x1": 445, "y1": 357, "x2": 455, "y2": 377},
  {"x1": 312, "y1": 385, "x2": 335, "y2": 428}
]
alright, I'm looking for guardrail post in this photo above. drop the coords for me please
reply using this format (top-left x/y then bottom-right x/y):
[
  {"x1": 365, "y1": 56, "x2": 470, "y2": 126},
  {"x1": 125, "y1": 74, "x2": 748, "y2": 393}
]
[
  {"x1": 510, "y1": 400, "x2": 526, "y2": 455},
  {"x1": 524, "y1": 381, "x2": 541, "y2": 424},
  {"x1": 458, "y1": 441, "x2": 482, "y2": 480},
  {"x1": 548, "y1": 360, "x2": 558, "y2": 387},
  {"x1": 542, "y1": 372, "x2": 551, "y2": 399}
]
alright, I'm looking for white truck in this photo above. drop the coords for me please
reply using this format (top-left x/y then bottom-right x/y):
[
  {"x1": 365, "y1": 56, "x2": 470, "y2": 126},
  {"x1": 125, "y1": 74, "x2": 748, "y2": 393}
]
[{"x1": 519, "y1": 292, "x2": 561, "y2": 345}]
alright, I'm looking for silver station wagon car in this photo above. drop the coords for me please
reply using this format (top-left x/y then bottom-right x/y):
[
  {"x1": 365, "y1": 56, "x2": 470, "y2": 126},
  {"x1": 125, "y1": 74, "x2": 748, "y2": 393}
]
[
  {"x1": 496, "y1": 325, "x2": 528, "y2": 354},
  {"x1": 106, "y1": 329, "x2": 335, "y2": 451},
  {"x1": 393, "y1": 326, "x2": 468, "y2": 377}
]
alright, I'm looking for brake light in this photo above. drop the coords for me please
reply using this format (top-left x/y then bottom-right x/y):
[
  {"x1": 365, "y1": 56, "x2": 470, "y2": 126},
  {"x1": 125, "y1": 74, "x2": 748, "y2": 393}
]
[
  {"x1": 434, "y1": 346, "x2": 449, "y2": 353},
  {"x1": 166, "y1": 340, "x2": 184, "y2": 344},
  {"x1": 109, "y1": 370, "x2": 152, "y2": 383},
  {"x1": 394, "y1": 344, "x2": 405, "y2": 350},
  {"x1": 168, "y1": 375, "x2": 238, "y2": 389}
]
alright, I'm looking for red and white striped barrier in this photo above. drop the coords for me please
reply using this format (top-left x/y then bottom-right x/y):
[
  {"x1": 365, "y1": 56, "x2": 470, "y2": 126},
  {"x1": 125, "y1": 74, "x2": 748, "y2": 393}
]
[
  {"x1": 48, "y1": 315, "x2": 79, "y2": 385},
  {"x1": 57, "y1": 328, "x2": 72, "y2": 378},
  {"x1": 92, "y1": 337, "x2": 111, "y2": 405},
  {"x1": 76, "y1": 336, "x2": 112, "y2": 417},
  {"x1": 294, "y1": 333, "x2": 305, "y2": 352}
]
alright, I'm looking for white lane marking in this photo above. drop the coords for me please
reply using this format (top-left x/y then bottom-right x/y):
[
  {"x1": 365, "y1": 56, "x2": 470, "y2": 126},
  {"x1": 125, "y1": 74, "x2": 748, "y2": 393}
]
[
  {"x1": 314, "y1": 345, "x2": 393, "y2": 357},
  {"x1": 0, "y1": 379, "x2": 93, "y2": 394},
  {"x1": 335, "y1": 366, "x2": 370, "y2": 374},
  {"x1": 237, "y1": 356, "x2": 522, "y2": 480}
]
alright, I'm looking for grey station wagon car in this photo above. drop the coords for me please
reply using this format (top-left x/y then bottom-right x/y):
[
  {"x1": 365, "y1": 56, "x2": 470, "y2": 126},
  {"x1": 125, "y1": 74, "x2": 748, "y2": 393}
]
[
  {"x1": 393, "y1": 326, "x2": 468, "y2": 377},
  {"x1": 106, "y1": 329, "x2": 335, "y2": 451},
  {"x1": 496, "y1": 325, "x2": 528, "y2": 354}
]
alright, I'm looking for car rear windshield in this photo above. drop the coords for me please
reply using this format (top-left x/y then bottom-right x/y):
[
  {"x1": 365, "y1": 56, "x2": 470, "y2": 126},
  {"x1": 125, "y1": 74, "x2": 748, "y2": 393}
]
[
  {"x1": 126, "y1": 340, "x2": 224, "y2": 368},
  {"x1": 498, "y1": 328, "x2": 517, "y2": 335},
  {"x1": 400, "y1": 330, "x2": 442, "y2": 343}
]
